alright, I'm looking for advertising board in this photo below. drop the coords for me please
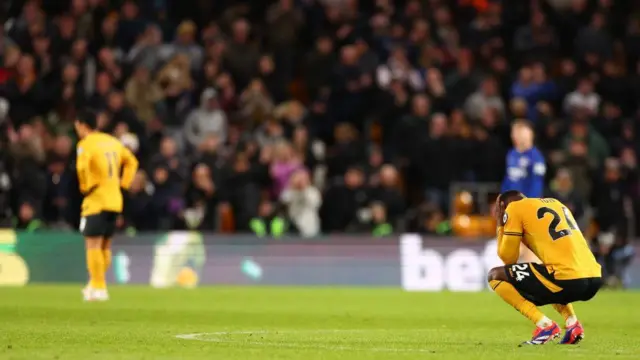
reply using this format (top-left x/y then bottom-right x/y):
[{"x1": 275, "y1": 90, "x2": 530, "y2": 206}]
[{"x1": 1, "y1": 231, "x2": 638, "y2": 290}]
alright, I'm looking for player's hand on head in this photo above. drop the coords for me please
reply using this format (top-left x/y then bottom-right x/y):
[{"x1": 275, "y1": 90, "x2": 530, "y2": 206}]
[{"x1": 493, "y1": 198, "x2": 502, "y2": 222}]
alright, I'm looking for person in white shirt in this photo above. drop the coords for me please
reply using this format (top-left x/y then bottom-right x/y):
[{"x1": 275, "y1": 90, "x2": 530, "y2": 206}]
[
  {"x1": 563, "y1": 78, "x2": 600, "y2": 115},
  {"x1": 280, "y1": 169, "x2": 321, "y2": 237},
  {"x1": 376, "y1": 47, "x2": 423, "y2": 91}
]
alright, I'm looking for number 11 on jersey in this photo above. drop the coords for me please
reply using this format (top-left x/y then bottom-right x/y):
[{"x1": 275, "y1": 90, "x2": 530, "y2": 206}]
[{"x1": 105, "y1": 151, "x2": 118, "y2": 178}]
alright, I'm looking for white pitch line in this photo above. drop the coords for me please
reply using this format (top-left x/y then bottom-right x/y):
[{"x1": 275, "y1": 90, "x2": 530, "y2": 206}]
[
  {"x1": 176, "y1": 331, "x2": 270, "y2": 340},
  {"x1": 175, "y1": 329, "x2": 438, "y2": 353},
  {"x1": 176, "y1": 330, "x2": 639, "y2": 357}
]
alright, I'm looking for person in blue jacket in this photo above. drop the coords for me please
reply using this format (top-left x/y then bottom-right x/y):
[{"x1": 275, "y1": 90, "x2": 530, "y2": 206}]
[{"x1": 502, "y1": 120, "x2": 546, "y2": 197}]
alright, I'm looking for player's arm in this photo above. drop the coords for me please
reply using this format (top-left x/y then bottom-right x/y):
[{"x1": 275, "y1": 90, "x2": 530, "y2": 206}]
[
  {"x1": 76, "y1": 144, "x2": 97, "y2": 195},
  {"x1": 497, "y1": 204, "x2": 523, "y2": 264},
  {"x1": 119, "y1": 145, "x2": 139, "y2": 190}
]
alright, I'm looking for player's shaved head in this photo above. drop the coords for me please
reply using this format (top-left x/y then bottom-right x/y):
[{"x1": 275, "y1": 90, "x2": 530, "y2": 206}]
[{"x1": 497, "y1": 190, "x2": 526, "y2": 209}]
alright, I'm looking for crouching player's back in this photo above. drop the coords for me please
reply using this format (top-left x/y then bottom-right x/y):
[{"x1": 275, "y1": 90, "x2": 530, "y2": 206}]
[{"x1": 488, "y1": 191, "x2": 602, "y2": 345}]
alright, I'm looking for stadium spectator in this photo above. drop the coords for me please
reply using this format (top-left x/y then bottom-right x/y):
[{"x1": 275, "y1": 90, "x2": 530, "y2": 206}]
[
  {"x1": 563, "y1": 115, "x2": 609, "y2": 169},
  {"x1": 304, "y1": 35, "x2": 335, "y2": 101},
  {"x1": 546, "y1": 168, "x2": 586, "y2": 227},
  {"x1": 376, "y1": 47, "x2": 422, "y2": 91},
  {"x1": 513, "y1": 10, "x2": 558, "y2": 61},
  {"x1": 370, "y1": 165, "x2": 405, "y2": 227},
  {"x1": 250, "y1": 200, "x2": 286, "y2": 238},
  {"x1": 124, "y1": 65, "x2": 164, "y2": 124},
  {"x1": 564, "y1": 78, "x2": 601, "y2": 116},
  {"x1": 321, "y1": 166, "x2": 369, "y2": 233},
  {"x1": 9, "y1": 124, "x2": 47, "y2": 216},
  {"x1": 472, "y1": 119, "x2": 507, "y2": 183},
  {"x1": 291, "y1": 126, "x2": 319, "y2": 172},
  {"x1": 363, "y1": 201, "x2": 393, "y2": 237},
  {"x1": 392, "y1": 94, "x2": 430, "y2": 163},
  {"x1": 591, "y1": 159, "x2": 630, "y2": 245},
  {"x1": 326, "y1": 123, "x2": 365, "y2": 180},
  {"x1": 224, "y1": 18, "x2": 259, "y2": 90},
  {"x1": 415, "y1": 113, "x2": 447, "y2": 206},
  {"x1": 280, "y1": 169, "x2": 321, "y2": 237},
  {"x1": 147, "y1": 137, "x2": 185, "y2": 227},
  {"x1": 156, "y1": 53, "x2": 194, "y2": 130},
  {"x1": 164, "y1": 20, "x2": 203, "y2": 72},
  {"x1": 464, "y1": 76, "x2": 505, "y2": 121},
  {"x1": 270, "y1": 141, "x2": 303, "y2": 199},
  {"x1": 122, "y1": 170, "x2": 155, "y2": 231},
  {"x1": 591, "y1": 158, "x2": 636, "y2": 286},
  {"x1": 444, "y1": 50, "x2": 479, "y2": 107},
  {"x1": 574, "y1": 11, "x2": 614, "y2": 60},
  {"x1": 265, "y1": 0, "x2": 303, "y2": 83},
  {"x1": 510, "y1": 64, "x2": 555, "y2": 122},
  {"x1": 13, "y1": 200, "x2": 43, "y2": 231},
  {"x1": 184, "y1": 88, "x2": 227, "y2": 149},
  {"x1": 239, "y1": 79, "x2": 275, "y2": 127},
  {"x1": 125, "y1": 24, "x2": 164, "y2": 73},
  {"x1": 43, "y1": 134, "x2": 74, "y2": 225},
  {"x1": 183, "y1": 163, "x2": 218, "y2": 231},
  {"x1": 224, "y1": 152, "x2": 263, "y2": 232}
]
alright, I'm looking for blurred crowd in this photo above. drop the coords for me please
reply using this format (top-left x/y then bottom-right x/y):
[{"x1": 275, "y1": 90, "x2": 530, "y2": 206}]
[{"x1": 0, "y1": 0, "x2": 639, "y2": 241}]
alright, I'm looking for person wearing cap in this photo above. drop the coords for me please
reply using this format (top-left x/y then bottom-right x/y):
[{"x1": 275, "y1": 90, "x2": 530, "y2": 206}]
[{"x1": 164, "y1": 20, "x2": 203, "y2": 71}]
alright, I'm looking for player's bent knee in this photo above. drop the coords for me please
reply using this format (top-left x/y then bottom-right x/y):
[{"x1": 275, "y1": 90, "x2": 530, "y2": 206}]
[{"x1": 487, "y1": 267, "x2": 507, "y2": 283}]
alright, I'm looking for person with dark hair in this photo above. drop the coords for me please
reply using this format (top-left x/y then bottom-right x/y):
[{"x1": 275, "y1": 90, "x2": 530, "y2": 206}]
[
  {"x1": 590, "y1": 158, "x2": 634, "y2": 287},
  {"x1": 321, "y1": 166, "x2": 369, "y2": 232},
  {"x1": 488, "y1": 192, "x2": 602, "y2": 345},
  {"x1": 74, "y1": 109, "x2": 139, "y2": 301},
  {"x1": 13, "y1": 200, "x2": 44, "y2": 231}
]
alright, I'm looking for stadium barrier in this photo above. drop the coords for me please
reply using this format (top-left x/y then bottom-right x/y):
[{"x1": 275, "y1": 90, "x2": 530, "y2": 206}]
[{"x1": 0, "y1": 230, "x2": 638, "y2": 289}]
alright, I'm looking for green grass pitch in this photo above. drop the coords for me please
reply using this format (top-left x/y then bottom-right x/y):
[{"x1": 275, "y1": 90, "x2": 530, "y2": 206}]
[{"x1": 0, "y1": 286, "x2": 638, "y2": 359}]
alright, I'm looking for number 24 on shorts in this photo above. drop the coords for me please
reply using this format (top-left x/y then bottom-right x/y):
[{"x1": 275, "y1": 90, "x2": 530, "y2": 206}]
[{"x1": 511, "y1": 264, "x2": 530, "y2": 282}]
